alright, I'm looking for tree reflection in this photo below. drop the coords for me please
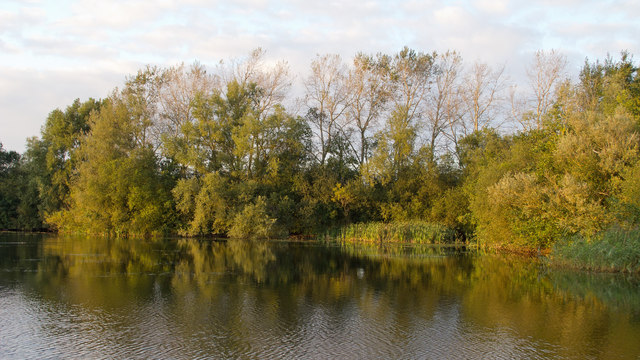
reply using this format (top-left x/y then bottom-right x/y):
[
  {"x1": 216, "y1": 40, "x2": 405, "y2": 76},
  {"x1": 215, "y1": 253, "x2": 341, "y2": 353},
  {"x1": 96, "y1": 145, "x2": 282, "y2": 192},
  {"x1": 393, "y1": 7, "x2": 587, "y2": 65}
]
[{"x1": 0, "y1": 234, "x2": 638, "y2": 358}]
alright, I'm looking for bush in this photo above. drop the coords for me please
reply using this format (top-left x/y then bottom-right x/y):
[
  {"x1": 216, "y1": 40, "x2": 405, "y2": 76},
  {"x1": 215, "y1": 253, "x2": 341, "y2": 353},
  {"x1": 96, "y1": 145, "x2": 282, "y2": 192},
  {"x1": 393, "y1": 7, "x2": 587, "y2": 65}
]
[{"x1": 228, "y1": 197, "x2": 277, "y2": 239}]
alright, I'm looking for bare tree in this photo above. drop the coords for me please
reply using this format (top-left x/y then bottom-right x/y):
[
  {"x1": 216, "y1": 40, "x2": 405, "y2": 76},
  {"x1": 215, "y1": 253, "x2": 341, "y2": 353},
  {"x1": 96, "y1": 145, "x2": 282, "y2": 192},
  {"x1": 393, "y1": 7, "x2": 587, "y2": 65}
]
[
  {"x1": 304, "y1": 53, "x2": 351, "y2": 165},
  {"x1": 527, "y1": 49, "x2": 567, "y2": 129},
  {"x1": 389, "y1": 47, "x2": 435, "y2": 127},
  {"x1": 508, "y1": 84, "x2": 530, "y2": 131},
  {"x1": 461, "y1": 61, "x2": 507, "y2": 134},
  {"x1": 345, "y1": 53, "x2": 392, "y2": 165},
  {"x1": 160, "y1": 62, "x2": 218, "y2": 136},
  {"x1": 222, "y1": 48, "x2": 292, "y2": 120},
  {"x1": 424, "y1": 51, "x2": 463, "y2": 160}
]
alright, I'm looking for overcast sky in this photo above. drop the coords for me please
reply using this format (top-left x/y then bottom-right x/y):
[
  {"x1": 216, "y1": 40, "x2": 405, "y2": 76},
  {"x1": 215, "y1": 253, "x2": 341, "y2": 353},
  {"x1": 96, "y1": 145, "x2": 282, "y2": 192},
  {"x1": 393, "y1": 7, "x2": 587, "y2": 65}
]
[{"x1": 1, "y1": 0, "x2": 638, "y2": 152}]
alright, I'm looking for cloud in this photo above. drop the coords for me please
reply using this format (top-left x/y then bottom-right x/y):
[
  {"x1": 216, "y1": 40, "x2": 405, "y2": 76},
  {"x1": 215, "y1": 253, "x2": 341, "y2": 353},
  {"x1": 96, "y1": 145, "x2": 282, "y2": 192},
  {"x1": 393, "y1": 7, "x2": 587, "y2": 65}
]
[
  {"x1": 64, "y1": 0, "x2": 166, "y2": 30},
  {"x1": 0, "y1": 68, "x2": 123, "y2": 152},
  {"x1": 473, "y1": 0, "x2": 510, "y2": 14},
  {"x1": 434, "y1": 6, "x2": 469, "y2": 26},
  {"x1": 0, "y1": 6, "x2": 44, "y2": 34},
  {"x1": 1, "y1": 0, "x2": 640, "y2": 152},
  {"x1": 22, "y1": 34, "x2": 118, "y2": 60}
]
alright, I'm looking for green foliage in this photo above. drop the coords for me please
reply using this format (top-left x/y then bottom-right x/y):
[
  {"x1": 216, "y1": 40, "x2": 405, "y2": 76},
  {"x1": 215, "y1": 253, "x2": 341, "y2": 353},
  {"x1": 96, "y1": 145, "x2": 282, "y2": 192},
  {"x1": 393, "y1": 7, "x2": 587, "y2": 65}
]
[
  {"x1": 429, "y1": 186, "x2": 470, "y2": 237},
  {"x1": 292, "y1": 167, "x2": 344, "y2": 232},
  {"x1": 228, "y1": 196, "x2": 278, "y2": 239},
  {"x1": 49, "y1": 97, "x2": 172, "y2": 236},
  {"x1": 555, "y1": 110, "x2": 639, "y2": 197},
  {"x1": 615, "y1": 160, "x2": 640, "y2": 225},
  {"x1": 167, "y1": 77, "x2": 315, "y2": 236},
  {"x1": 367, "y1": 108, "x2": 417, "y2": 186},
  {"x1": 0, "y1": 143, "x2": 22, "y2": 229},
  {"x1": 9, "y1": 49, "x2": 640, "y2": 262},
  {"x1": 29, "y1": 99, "x2": 102, "y2": 219},
  {"x1": 468, "y1": 102, "x2": 640, "y2": 249},
  {"x1": 0, "y1": 143, "x2": 43, "y2": 230},
  {"x1": 551, "y1": 227, "x2": 640, "y2": 273},
  {"x1": 578, "y1": 52, "x2": 640, "y2": 118},
  {"x1": 180, "y1": 173, "x2": 233, "y2": 236}
]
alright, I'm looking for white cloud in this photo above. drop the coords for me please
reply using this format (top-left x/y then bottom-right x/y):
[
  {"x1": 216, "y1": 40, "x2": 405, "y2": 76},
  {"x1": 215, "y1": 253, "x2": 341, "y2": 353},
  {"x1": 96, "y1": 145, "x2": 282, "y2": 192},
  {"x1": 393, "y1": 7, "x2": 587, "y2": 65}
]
[
  {"x1": 1, "y1": 0, "x2": 639, "y2": 151},
  {"x1": 65, "y1": 0, "x2": 165, "y2": 29},
  {"x1": 473, "y1": 0, "x2": 510, "y2": 14},
  {"x1": 0, "y1": 7, "x2": 44, "y2": 34},
  {"x1": 434, "y1": 6, "x2": 469, "y2": 26},
  {"x1": 0, "y1": 68, "x2": 123, "y2": 152}
]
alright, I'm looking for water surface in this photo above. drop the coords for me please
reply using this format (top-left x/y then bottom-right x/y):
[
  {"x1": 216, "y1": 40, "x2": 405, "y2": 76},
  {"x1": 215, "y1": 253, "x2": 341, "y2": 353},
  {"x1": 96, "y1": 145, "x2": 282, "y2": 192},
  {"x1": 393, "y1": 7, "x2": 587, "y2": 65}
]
[{"x1": 1, "y1": 233, "x2": 639, "y2": 359}]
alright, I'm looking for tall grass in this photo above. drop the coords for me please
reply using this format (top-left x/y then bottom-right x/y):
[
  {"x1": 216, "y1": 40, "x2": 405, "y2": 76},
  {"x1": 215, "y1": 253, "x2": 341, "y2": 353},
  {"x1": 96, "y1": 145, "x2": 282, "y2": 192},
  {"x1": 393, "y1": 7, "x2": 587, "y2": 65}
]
[
  {"x1": 551, "y1": 227, "x2": 640, "y2": 273},
  {"x1": 326, "y1": 221, "x2": 458, "y2": 244}
]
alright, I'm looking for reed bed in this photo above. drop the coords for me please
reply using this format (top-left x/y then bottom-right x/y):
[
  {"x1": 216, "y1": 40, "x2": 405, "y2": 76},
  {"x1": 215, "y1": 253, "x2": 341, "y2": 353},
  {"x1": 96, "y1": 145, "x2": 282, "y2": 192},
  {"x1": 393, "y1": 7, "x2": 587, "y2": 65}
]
[
  {"x1": 551, "y1": 227, "x2": 640, "y2": 273},
  {"x1": 328, "y1": 221, "x2": 458, "y2": 244}
]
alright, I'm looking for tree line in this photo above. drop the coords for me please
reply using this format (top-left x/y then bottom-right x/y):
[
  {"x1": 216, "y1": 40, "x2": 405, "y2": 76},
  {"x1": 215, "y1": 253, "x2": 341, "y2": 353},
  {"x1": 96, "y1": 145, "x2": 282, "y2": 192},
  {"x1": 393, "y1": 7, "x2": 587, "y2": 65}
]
[{"x1": 1, "y1": 48, "x2": 639, "y2": 250}]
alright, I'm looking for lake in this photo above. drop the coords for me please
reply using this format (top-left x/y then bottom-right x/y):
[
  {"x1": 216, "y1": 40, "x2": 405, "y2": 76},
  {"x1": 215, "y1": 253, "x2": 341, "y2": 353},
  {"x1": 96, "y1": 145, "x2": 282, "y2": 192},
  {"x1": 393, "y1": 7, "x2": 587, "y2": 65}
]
[{"x1": 1, "y1": 233, "x2": 639, "y2": 359}]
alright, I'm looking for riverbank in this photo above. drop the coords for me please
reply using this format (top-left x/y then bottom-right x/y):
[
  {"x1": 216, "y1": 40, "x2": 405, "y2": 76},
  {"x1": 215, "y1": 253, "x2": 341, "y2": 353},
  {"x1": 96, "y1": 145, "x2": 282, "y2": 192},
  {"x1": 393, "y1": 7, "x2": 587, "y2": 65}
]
[
  {"x1": 324, "y1": 221, "x2": 460, "y2": 244},
  {"x1": 329, "y1": 221, "x2": 640, "y2": 274},
  {"x1": 6, "y1": 221, "x2": 640, "y2": 274}
]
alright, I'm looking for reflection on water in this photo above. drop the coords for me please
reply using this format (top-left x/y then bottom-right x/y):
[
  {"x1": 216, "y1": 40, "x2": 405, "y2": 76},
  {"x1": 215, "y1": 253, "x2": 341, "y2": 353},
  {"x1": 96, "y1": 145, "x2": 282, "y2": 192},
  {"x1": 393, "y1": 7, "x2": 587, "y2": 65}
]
[{"x1": 1, "y1": 233, "x2": 639, "y2": 359}]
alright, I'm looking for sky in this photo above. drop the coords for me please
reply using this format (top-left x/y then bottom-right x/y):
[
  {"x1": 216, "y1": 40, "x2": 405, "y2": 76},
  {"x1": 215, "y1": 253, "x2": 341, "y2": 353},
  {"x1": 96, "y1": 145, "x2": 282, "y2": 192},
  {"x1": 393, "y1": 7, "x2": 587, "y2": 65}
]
[{"x1": 1, "y1": 0, "x2": 639, "y2": 152}]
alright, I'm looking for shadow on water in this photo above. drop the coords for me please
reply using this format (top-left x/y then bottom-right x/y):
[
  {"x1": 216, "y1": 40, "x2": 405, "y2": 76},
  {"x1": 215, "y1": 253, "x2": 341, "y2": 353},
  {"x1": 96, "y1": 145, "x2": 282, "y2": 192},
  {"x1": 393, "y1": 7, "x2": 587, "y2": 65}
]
[{"x1": 0, "y1": 233, "x2": 639, "y2": 359}]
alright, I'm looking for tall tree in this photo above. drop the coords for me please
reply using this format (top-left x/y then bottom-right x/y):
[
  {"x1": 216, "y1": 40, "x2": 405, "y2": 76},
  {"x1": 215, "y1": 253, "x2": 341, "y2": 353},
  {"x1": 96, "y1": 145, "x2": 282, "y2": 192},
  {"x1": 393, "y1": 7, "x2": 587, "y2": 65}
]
[
  {"x1": 160, "y1": 62, "x2": 218, "y2": 137},
  {"x1": 121, "y1": 66, "x2": 165, "y2": 152},
  {"x1": 0, "y1": 143, "x2": 22, "y2": 229},
  {"x1": 578, "y1": 52, "x2": 640, "y2": 117},
  {"x1": 369, "y1": 47, "x2": 435, "y2": 182},
  {"x1": 24, "y1": 98, "x2": 102, "y2": 220},
  {"x1": 49, "y1": 87, "x2": 172, "y2": 235}
]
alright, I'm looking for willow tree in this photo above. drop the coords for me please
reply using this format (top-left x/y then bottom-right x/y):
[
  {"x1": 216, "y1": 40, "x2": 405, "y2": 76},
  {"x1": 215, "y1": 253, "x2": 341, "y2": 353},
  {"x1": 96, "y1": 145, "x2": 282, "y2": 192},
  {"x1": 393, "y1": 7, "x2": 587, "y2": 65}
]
[
  {"x1": 22, "y1": 99, "x2": 103, "y2": 220},
  {"x1": 49, "y1": 69, "x2": 172, "y2": 236},
  {"x1": 169, "y1": 51, "x2": 311, "y2": 237}
]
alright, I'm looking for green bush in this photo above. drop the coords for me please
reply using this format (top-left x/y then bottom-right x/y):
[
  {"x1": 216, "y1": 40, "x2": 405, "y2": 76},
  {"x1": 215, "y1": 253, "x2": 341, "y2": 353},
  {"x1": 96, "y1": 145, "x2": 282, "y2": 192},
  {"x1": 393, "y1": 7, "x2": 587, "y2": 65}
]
[{"x1": 228, "y1": 196, "x2": 277, "y2": 239}]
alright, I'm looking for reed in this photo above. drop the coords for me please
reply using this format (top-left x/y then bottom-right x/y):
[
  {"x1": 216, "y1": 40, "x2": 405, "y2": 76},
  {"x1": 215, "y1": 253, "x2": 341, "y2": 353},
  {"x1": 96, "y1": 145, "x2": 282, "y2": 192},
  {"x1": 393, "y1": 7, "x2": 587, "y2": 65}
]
[
  {"x1": 551, "y1": 227, "x2": 640, "y2": 273},
  {"x1": 327, "y1": 221, "x2": 458, "y2": 244}
]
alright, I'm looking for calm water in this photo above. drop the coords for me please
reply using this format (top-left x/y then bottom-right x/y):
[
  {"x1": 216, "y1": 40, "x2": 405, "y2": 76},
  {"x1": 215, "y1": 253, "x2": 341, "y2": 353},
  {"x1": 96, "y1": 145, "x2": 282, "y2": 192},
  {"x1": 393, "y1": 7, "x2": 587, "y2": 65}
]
[{"x1": 1, "y1": 234, "x2": 639, "y2": 359}]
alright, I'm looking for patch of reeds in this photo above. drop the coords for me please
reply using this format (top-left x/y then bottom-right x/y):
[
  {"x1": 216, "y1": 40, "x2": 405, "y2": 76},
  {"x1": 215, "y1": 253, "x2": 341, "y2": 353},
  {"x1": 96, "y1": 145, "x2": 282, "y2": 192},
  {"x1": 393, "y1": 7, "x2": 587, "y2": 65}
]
[
  {"x1": 327, "y1": 221, "x2": 458, "y2": 244},
  {"x1": 550, "y1": 227, "x2": 640, "y2": 273}
]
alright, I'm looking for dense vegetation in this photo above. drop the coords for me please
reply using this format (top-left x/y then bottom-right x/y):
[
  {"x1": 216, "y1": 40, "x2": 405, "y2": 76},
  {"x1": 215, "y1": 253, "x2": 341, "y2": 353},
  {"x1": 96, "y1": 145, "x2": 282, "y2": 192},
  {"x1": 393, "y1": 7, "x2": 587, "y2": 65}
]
[{"x1": 1, "y1": 48, "x2": 639, "y2": 270}]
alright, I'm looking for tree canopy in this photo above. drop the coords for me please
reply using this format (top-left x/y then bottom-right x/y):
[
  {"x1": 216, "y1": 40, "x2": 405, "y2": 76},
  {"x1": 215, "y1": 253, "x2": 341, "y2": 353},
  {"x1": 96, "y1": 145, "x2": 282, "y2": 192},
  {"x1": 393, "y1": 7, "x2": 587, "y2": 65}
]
[{"x1": 2, "y1": 49, "x2": 639, "y2": 252}]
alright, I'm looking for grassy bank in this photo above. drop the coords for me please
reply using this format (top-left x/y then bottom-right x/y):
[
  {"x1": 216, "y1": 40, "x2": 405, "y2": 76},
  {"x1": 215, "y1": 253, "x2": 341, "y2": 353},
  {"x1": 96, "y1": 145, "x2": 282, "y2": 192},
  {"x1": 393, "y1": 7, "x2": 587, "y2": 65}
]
[
  {"x1": 326, "y1": 221, "x2": 458, "y2": 244},
  {"x1": 550, "y1": 227, "x2": 640, "y2": 273}
]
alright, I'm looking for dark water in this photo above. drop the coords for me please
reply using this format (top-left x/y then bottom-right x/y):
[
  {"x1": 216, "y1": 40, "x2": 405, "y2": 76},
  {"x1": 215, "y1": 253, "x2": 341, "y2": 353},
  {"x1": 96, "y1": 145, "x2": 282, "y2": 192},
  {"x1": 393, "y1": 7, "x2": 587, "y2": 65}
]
[{"x1": 1, "y1": 234, "x2": 639, "y2": 359}]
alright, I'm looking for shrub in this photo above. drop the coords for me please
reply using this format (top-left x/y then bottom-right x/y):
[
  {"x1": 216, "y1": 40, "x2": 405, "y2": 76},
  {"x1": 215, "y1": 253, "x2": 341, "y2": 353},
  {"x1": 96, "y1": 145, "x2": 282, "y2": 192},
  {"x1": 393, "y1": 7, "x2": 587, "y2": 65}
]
[{"x1": 228, "y1": 196, "x2": 277, "y2": 239}]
